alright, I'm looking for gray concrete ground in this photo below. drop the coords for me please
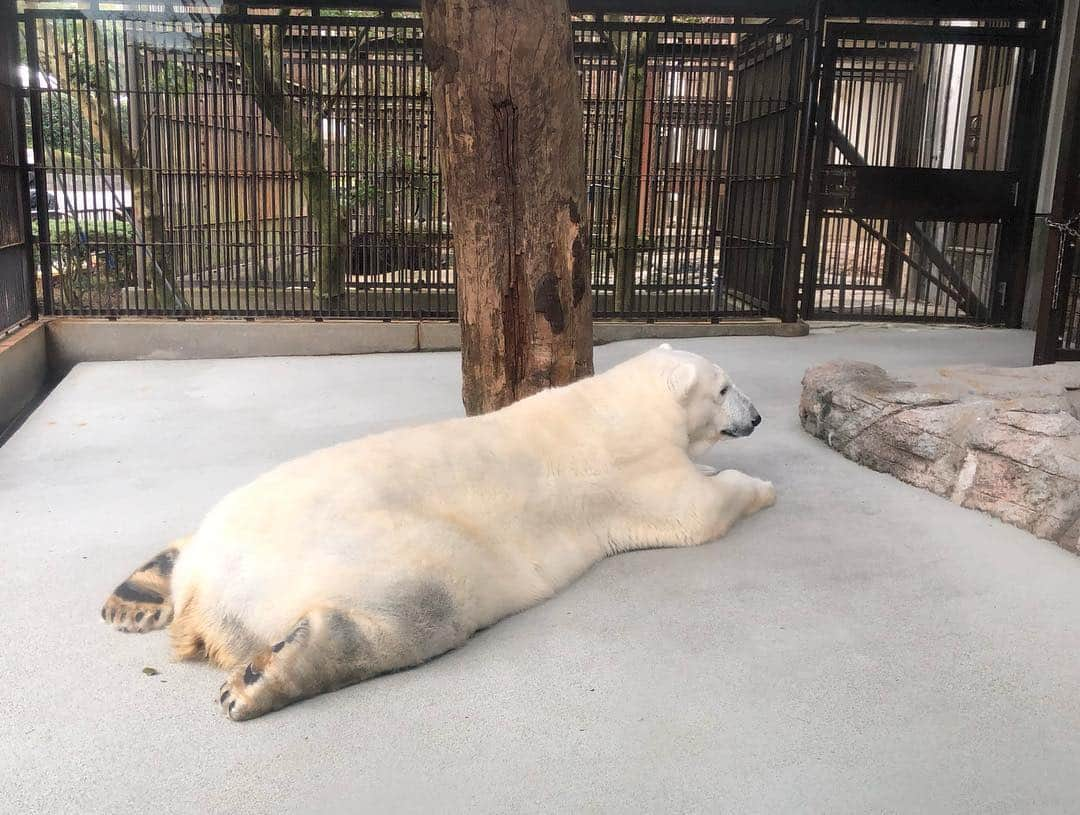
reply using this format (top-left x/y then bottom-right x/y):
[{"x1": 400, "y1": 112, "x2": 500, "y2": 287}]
[{"x1": 2, "y1": 325, "x2": 1079, "y2": 814}]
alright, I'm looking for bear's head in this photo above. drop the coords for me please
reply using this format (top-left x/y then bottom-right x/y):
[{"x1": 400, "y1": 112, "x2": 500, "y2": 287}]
[{"x1": 655, "y1": 343, "x2": 762, "y2": 457}]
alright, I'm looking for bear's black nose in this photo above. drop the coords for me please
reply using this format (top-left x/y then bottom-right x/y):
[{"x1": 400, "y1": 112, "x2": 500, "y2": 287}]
[{"x1": 751, "y1": 414, "x2": 762, "y2": 427}]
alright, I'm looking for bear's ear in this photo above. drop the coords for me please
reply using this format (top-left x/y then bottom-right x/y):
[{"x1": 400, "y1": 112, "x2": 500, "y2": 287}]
[
  {"x1": 667, "y1": 362, "x2": 698, "y2": 400},
  {"x1": 658, "y1": 342, "x2": 672, "y2": 351}
]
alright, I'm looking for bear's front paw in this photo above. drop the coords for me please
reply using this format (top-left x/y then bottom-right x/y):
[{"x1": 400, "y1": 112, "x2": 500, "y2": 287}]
[{"x1": 753, "y1": 479, "x2": 776, "y2": 512}]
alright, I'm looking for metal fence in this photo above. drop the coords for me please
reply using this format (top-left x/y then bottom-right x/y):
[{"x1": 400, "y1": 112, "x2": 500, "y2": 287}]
[
  {"x1": 1048, "y1": 245, "x2": 1080, "y2": 355},
  {"x1": 1, "y1": 10, "x2": 32, "y2": 336},
  {"x1": 17, "y1": 7, "x2": 808, "y2": 321},
  {"x1": 802, "y1": 22, "x2": 1052, "y2": 323},
  {"x1": 9, "y1": 3, "x2": 1059, "y2": 328}
]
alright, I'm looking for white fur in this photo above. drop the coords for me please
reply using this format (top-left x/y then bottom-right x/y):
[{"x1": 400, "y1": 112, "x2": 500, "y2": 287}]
[{"x1": 170, "y1": 345, "x2": 775, "y2": 660}]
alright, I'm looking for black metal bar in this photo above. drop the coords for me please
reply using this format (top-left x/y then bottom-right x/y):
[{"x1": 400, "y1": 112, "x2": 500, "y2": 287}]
[
  {"x1": 1000, "y1": 20, "x2": 1058, "y2": 328},
  {"x1": 780, "y1": 1, "x2": 822, "y2": 322},
  {"x1": 14, "y1": 83, "x2": 38, "y2": 323},
  {"x1": 800, "y1": 23, "x2": 838, "y2": 320},
  {"x1": 825, "y1": 117, "x2": 989, "y2": 320},
  {"x1": 826, "y1": 23, "x2": 1047, "y2": 48},
  {"x1": 23, "y1": 15, "x2": 52, "y2": 316},
  {"x1": 849, "y1": 215, "x2": 965, "y2": 302},
  {"x1": 826, "y1": 0, "x2": 1051, "y2": 16},
  {"x1": 15, "y1": 0, "x2": 1055, "y2": 18},
  {"x1": 1034, "y1": 2, "x2": 1080, "y2": 363},
  {"x1": 882, "y1": 36, "x2": 915, "y2": 299},
  {"x1": 700, "y1": 35, "x2": 725, "y2": 317},
  {"x1": 19, "y1": 2, "x2": 818, "y2": 21},
  {"x1": 823, "y1": 166, "x2": 1020, "y2": 221}
]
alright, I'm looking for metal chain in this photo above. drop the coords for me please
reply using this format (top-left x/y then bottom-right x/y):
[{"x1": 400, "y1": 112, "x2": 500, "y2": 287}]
[
  {"x1": 1047, "y1": 211, "x2": 1080, "y2": 311},
  {"x1": 1047, "y1": 211, "x2": 1080, "y2": 242}
]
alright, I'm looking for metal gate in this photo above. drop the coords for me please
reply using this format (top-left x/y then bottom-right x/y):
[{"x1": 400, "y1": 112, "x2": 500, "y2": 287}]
[
  {"x1": 721, "y1": 25, "x2": 806, "y2": 317},
  {"x1": 802, "y1": 22, "x2": 1052, "y2": 323}
]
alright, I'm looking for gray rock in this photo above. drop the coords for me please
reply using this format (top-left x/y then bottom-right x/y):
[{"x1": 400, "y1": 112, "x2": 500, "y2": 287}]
[{"x1": 800, "y1": 359, "x2": 1080, "y2": 553}]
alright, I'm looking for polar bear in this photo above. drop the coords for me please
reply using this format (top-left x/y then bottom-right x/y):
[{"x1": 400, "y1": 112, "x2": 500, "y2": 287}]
[{"x1": 101, "y1": 344, "x2": 774, "y2": 720}]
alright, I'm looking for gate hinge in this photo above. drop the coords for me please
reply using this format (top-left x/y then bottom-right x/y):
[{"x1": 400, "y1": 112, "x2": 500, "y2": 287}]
[{"x1": 998, "y1": 281, "x2": 1008, "y2": 308}]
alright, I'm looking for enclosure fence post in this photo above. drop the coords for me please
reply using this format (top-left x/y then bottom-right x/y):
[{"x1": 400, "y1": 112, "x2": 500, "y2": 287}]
[
  {"x1": 1033, "y1": 0, "x2": 1080, "y2": 363},
  {"x1": 5, "y1": 3, "x2": 35, "y2": 323},
  {"x1": 799, "y1": 10, "x2": 832, "y2": 322},
  {"x1": 780, "y1": 0, "x2": 824, "y2": 323},
  {"x1": 1000, "y1": 22, "x2": 1059, "y2": 328},
  {"x1": 23, "y1": 13, "x2": 53, "y2": 316}
]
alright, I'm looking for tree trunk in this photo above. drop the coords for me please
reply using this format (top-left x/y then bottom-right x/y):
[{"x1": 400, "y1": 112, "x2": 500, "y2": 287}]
[
  {"x1": 609, "y1": 26, "x2": 655, "y2": 315},
  {"x1": 74, "y1": 21, "x2": 187, "y2": 310},
  {"x1": 224, "y1": 8, "x2": 350, "y2": 302},
  {"x1": 422, "y1": 0, "x2": 593, "y2": 416}
]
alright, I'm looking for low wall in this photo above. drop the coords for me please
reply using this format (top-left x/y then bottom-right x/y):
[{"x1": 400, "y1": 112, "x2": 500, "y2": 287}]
[
  {"x1": 0, "y1": 317, "x2": 806, "y2": 429},
  {"x1": 0, "y1": 322, "x2": 48, "y2": 435},
  {"x1": 45, "y1": 317, "x2": 808, "y2": 372}
]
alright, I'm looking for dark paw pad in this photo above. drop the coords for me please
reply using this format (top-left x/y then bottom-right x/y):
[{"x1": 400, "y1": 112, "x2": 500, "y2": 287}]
[{"x1": 100, "y1": 585, "x2": 172, "y2": 633}]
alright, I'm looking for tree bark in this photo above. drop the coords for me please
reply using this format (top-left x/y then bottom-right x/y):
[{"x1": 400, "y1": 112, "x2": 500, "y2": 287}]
[
  {"x1": 422, "y1": 0, "x2": 593, "y2": 415},
  {"x1": 609, "y1": 26, "x2": 655, "y2": 315}
]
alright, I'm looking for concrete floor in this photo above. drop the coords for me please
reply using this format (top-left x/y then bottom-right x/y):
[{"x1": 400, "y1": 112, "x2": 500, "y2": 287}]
[{"x1": 3, "y1": 325, "x2": 1080, "y2": 814}]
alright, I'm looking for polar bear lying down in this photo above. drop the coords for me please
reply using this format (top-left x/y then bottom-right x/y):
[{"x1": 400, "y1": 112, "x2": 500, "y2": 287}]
[{"x1": 102, "y1": 345, "x2": 775, "y2": 720}]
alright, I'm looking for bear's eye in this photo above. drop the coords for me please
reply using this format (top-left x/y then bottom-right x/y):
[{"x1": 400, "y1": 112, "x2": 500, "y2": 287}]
[{"x1": 720, "y1": 386, "x2": 729, "y2": 396}]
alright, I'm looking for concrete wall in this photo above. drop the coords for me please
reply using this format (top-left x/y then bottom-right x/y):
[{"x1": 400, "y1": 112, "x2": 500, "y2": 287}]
[
  {"x1": 45, "y1": 317, "x2": 807, "y2": 372},
  {"x1": 420, "y1": 318, "x2": 807, "y2": 352},
  {"x1": 0, "y1": 321, "x2": 47, "y2": 434},
  {"x1": 45, "y1": 319, "x2": 419, "y2": 371}
]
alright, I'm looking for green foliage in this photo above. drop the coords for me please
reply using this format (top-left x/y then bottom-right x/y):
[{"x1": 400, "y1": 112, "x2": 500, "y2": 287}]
[
  {"x1": 51, "y1": 216, "x2": 135, "y2": 309},
  {"x1": 28, "y1": 17, "x2": 133, "y2": 159},
  {"x1": 151, "y1": 61, "x2": 196, "y2": 93},
  {"x1": 338, "y1": 181, "x2": 380, "y2": 211},
  {"x1": 52, "y1": 215, "x2": 132, "y2": 243},
  {"x1": 31, "y1": 92, "x2": 128, "y2": 162},
  {"x1": 34, "y1": 93, "x2": 97, "y2": 158},
  {"x1": 40, "y1": 19, "x2": 123, "y2": 88},
  {"x1": 338, "y1": 137, "x2": 434, "y2": 223}
]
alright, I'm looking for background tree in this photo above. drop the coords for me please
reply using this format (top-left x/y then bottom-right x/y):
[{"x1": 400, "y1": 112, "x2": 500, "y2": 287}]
[
  {"x1": 37, "y1": 19, "x2": 186, "y2": 310},
  {"x1": 34, "y1": 93, "x2": 95, "y2": 162},
  {"x1": 223, "y1": 6, "x2": 352, "y2": 302},
  {"x1": 422, "y1": 0, "x2": 593, "y2": 415},
  {"x1": 606, "y1": 21, "x2": 656, "y2": 314}
]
